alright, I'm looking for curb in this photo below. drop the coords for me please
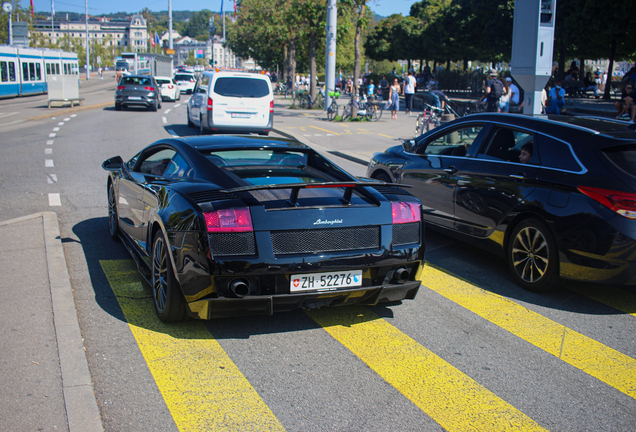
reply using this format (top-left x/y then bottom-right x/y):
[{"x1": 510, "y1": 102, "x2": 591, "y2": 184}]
[{"x1": 0, "y1": 212, "x2": 104, "y2": 432}]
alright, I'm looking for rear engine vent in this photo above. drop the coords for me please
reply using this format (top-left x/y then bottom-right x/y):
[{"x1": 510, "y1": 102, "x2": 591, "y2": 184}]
[
  {"x1": 208, "y1": 232, "x2": 256, "y2": 256},
  {"x1": 271, "y1": 226, "x2": 380, "y2": 255},
  {"x1": 392, "y1": 222, "x2": 420, "y2": 246},
  {"x1": 187, "y1": 190, "x2": 237, "y2": 203},
  {"x1": 372, "y1": 185, "x2": 412, "y2": 196}
]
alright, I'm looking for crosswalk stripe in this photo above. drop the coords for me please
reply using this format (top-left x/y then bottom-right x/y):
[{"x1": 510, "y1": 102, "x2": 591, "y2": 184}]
[
  {"x1": 100, "y1": 260, "x2": 285, "y2": 432},
  {"x1": 307, "y1": 306, "x2": 546, "y2": 431},
  {"x1": 421, "y1": 264, "x2": 636, "y2": 399}
]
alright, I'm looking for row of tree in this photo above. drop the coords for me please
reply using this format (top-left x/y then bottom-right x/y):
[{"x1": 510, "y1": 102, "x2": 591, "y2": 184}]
[{"x1": 227, "y1": 0, "x2": 636, "y2": 100}]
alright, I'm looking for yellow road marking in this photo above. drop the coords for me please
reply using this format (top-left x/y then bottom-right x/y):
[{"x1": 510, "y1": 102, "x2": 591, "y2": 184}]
[
  {"x1": 378, "y1": 134, "x2": 393, "y2": 138},
  {"x1": 310, "y1": 125, "x2": 340, "y2": 135},
  {"x1": 100, "y1": 260, "x2": 285, "y2": 432},
  {"x1": 568, "y1": 284, "x2": 636, "y2": 317},
  {"x1": 422, "y1": 264, "x2": 636, "y2": 399},
  {"x1": 307, "y1": 307, "x2": 546, "y2": 432}
]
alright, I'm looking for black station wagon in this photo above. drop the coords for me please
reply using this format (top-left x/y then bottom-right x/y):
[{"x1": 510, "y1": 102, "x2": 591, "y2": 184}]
[{"x1": 367, "y1": 113, "x2": 636, "y2": 292}]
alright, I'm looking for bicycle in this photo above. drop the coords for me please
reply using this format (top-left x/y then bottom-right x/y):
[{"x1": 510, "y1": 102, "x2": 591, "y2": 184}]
[
  {"x1": 341, "y1": 94, "x2": 382, "y2": 122},
  {"x1": 414, "y1": 103, "x2": 445, "y2": 136},
  {"x1": 300, "y1": 88, "x2": 325, "y2": 110},
  {"x1": 326, "y1": 90, "x2": 340, "y2": 121}
]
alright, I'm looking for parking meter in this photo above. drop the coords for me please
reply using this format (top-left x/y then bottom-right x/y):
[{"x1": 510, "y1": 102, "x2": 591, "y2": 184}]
[{"x1": 510, "y1": 0, "x2": 556, "y2": 115}]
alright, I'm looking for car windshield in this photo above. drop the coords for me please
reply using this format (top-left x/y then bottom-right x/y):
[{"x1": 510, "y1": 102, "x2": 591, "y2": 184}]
[
  {"x1": 175, "y1": 74, "x2": 194, "y2": 82},
  {"x1": 213, "y1": 77, "x2": 270, "y2": 98},
  {"x1": 121, "y1": 77, "x2": 151, "y2": 86}
]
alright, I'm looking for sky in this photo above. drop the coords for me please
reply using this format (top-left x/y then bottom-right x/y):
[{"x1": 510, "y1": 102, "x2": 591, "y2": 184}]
[{"x1": 30, "y1": 0, "x2": 418, "y2": 18}]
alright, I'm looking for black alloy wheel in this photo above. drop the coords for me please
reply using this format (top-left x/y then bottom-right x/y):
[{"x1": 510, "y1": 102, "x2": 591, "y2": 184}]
[
  {"x1": 151, "y1": 232, "x2": 187, "y2": 322},
  {"x1": 507, "y1": 218, "x2": 560, "y2": 292},
  {"x1": 108, "y1": 184, "x2": 120, "y2": 241}
]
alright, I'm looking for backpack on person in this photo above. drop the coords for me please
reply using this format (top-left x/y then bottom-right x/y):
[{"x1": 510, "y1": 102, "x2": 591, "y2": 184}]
[{"x1": 489, "y1": 79, "x2": 504, "y2": 100}]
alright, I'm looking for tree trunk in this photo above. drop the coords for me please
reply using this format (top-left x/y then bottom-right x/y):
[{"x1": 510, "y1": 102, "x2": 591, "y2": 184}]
[
  {"x1": 282, "y1": 45, "x2": 288, "y2": 85},
  {"x1": 352, "y1": 1, "x2": 366, "y2": 118},
  {"x1": 419, "y1": 59, "x2": 423, "y2": 74},
  {"x1": 557, "y1": 39, "x2": 566, "y2": 80},
  {"x1": 446, "y1": 59, "x2": 451, "y2": 71},
  {"x1": 288, "y1": 39, "x2": 297, "y2": 93},
  {"x1": 463, "y1": 58, "x2": 468, "y2": 71},
  {"x1": 603, "y1": 38, "x2": 617, "y2": 100},
  {"x1": 309, "y1": 32, "x2": 317, "y2": 101}
]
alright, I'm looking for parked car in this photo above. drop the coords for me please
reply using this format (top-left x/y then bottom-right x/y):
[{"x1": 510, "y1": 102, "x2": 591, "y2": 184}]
[
  {"x1": 115, "y1": 75, "x2": 161, "y2": 111},
  {"x1": 367, "y1": 113, "x2": 636, "y2": 292},
  {"x1": 174, "y1": 72, "x2": 197, "y2": 94},
  {"x1": 103, "y1": 135, "x2": 425, "y2": 322},
  {"x1": 154, "y1": 76, "x2": 181, "y2": 102},
  {"x1": 187, "y1": 71, "x2": 274, "y2": 135}
]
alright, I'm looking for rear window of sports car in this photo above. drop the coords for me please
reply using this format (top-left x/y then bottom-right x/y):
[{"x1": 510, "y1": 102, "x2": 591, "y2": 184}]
[
  {"x1": 213, "y1": 77, "x2": 270, "y2": 98},
  {"x1": 201, "y1": 150, "x2": 336, "y2": 185}
]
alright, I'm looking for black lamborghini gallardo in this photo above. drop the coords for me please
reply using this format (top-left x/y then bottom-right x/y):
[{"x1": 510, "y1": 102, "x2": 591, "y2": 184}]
[{"x1": 103, "y1": 135, "x2": 425, "y2": 322}]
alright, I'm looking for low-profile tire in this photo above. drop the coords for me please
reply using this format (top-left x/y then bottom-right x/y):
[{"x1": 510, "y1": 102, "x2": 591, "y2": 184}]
[
  {"x1": 151, "y1": 231, "x2": 188, "y2": 322},
  {"x1": 187, "y1": 109, "x2": 195, "y2": 128},
  {"x1": 108, "y1": 183, "x2": 120, "y2": 241},
  {"x1": 150, "y1": 100, "x2": 158, "y2": 112},
  {"x1": 507, "y1": 218, "x2": 560, "y2": 292}
]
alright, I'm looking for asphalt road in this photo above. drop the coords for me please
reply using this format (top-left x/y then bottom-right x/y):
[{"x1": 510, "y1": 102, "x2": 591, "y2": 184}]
[{"x1": 0, "y1": 86, "x2": 635, "y2": 431}]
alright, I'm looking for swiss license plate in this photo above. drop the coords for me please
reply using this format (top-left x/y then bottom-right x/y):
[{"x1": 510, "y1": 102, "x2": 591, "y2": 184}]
[
  {"x1": 128, "y1": 96, "x2": 142, "y2": 100},
  {"x1": 290, "y1": 270, "x2": 363, "y2": 292},
  {"x1": 231, "y1": 113, "x2": 250, "y2": 118}
]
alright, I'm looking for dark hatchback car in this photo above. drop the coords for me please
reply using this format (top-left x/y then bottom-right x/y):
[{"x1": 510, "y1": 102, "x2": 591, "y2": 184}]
[
  {"x1": 103, "y1": 135, "x2": 425, "y2": 322},
  {"x1": 115, "y1": 75, "x2": 162, "y2": 111},
  {"x1": 367, "y1": 113, "x2": 636, "y2": 292}
]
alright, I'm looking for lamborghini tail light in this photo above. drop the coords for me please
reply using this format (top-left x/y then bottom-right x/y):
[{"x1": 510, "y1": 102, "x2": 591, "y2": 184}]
[
  {"x1": 204, "y1": 208, "x2": 253, "y2": 232},
  {"x1": 392, "y1": 202, "x2": 421, "y2": 224},
  {"x1": 578, "y1": 186, "x2": 636, "y2": 219}
]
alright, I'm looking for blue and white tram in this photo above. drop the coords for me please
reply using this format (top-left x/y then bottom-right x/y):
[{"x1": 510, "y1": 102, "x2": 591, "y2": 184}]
[{"x1": 0, "y1": 46, "x2": 79, "y2": 99}]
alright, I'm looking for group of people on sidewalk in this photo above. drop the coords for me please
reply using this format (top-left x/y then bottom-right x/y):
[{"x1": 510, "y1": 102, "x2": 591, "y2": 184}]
[
  {"x1": 380, "y1": 71, "x2": 417, "y2": 119},
  {"x1": 480, "y1": 69, "x2": 522, "y2": 113}
]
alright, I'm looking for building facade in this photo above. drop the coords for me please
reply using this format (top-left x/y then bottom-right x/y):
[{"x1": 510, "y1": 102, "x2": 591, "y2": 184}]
[{"x1": 32, "y1": 14, "x2": 149, "y2": 52}]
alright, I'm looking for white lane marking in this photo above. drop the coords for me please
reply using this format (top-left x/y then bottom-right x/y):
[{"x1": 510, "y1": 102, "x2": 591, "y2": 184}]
[
  {"x1": 49, "y1": 133, "x2": 56, "y2": 138},
  {"x1": 0, "y1": 112, "x2": 19, "y2": 119},
  {"x1": 45, "y1": 148, "x2": 52, "y2": 154},
  {"x1": 162, "y1": 117, "x2": 167, "y2": 124},
  {"x1": 167, "y1": 129, "x2": 179, "y2": 137},
  {"x1": 46, "y1": 140, "x2": 54, "y2": 145},
  {"x1": 70, "y1": 114, "x2": 77, "y2": 117},
  {"x1": 48, "y1": 193, "x2": 61, "y2": 206},
  {"x1": 57, "y1": 122, "x2": 65, "y2": 126},
  {"x1": 53, "y1": 127, "x2": 60, "y2": 131},
  {"x1": 164, "y1": 109, "x2": 171, "y2": 114},
  {"x1": 47, "y1": 174, "x2": 58, "y2": 184},
  {"x1": 45, "y1": 159, "x2": 54, "y2": 167},
  {"x1": 64, "y1": 118, "x2": 71, "y2": 121},
  {"x1": 174, "y1": 104, "x2": 181, "y2": 108}
]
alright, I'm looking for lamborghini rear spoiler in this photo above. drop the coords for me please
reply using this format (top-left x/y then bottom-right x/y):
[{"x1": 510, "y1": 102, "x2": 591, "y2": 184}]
[{"x1": 222, "y1": 181, "x2": 413, "y2": 206}]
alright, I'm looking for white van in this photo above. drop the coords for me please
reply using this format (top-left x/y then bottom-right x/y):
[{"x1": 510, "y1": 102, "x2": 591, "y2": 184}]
[{"x1": 187, "y1": 71, "x2": 274, "y2": 135}]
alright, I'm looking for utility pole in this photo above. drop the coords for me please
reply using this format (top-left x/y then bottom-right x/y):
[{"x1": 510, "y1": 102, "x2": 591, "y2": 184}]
[
  {"x1": 85, "y1": 0, "x2": 89, "y2": 80},
  {"x1": 51, "y1": 0, "x2": 54, "y2": 44},
  {"x1": 324, "y1": 0, "x2": 337, "y2": 111},
  {"x1": 168, "y1": 0, "x2": 173, "y2": 50}
]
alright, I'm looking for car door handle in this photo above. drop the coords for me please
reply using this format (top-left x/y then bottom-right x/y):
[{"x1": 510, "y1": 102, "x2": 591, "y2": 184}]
[
  {"x1": 510, "y1": 173, "x2": 526, "y2": 179},
  {"x1": 443, "y1": 166, "x2": 458, "y2": 174}
]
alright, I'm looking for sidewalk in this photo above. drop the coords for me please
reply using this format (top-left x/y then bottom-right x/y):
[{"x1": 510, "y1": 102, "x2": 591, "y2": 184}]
[{"x1": 0, "y1": 213, "x2": 103, "y2": 432}]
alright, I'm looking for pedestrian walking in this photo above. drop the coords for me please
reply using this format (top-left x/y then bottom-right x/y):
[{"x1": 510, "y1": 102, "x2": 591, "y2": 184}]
[
  {"x1": 387, "y1": 78, "x2": 400, "y2": 119},
  {"x1": 481, "y1": 69, "x2": 504, "y2": 113},
  {"x1": 115, "y1": 68, "x2": 123, "y2": 84},
  {"x1": 403, "y1": 70, "x2": 416, "y2": 115}
]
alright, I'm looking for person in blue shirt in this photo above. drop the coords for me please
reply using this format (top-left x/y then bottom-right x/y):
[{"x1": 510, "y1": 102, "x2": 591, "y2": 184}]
[
  {"x1": 546, "y1": 79, "x2": 566, "y2": 115},
  {"x1": 367, "y1": 79, "x2": 376, "y2": 101}
]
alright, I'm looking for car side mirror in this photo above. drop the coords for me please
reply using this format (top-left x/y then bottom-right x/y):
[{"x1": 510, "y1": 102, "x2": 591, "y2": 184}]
[
  {"x1": 403, "y1": 139, "x2": 416, "y2": 153},
  {"x1": 102, "y1": 156, "x2": 123, "y2": 171}
]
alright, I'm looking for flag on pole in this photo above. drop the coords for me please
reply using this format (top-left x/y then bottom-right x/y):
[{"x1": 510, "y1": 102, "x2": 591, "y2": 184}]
[
  {"x1": 51, "y1": 0, "x2": 55, "y2": 16},
  {"x1": 30, "y1": 0, "x2": 34, "y2": 17},
  {"x1": 221, "y1": 0, "x2": 224, "y2": 16},
  {"x1": 151, "y1": 34, "x2": 155, "y2": 48},
  {"x1": 155, "y1": 31, "x2": 161, "y2": 47}
]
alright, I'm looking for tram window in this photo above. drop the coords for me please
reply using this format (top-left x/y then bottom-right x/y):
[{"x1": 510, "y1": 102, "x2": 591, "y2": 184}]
[
  {"x1": 1, "y1": 61, "x2": 7, "y2": 82},
  {"x1": 64, "y1": 64, "x2": 68, "y2": 74},
  {"x1": 9, "y1": 62, "x2": 15, "y2": 81},
  {"x1": 46, "y1": 63, "x2": 51, "y2": 74},
  {"x1": 22, "y1": 62, "x2": 29, "y2": 80},
  {"x1": 36, "y1": 63, "x2": 41, "y2": 80},
  {"x1": 29, "y1": 63, "x2": 36, "y2": 81},
  {"x1": 55, "y1": 64, "x2": 60, "y2": 74}
]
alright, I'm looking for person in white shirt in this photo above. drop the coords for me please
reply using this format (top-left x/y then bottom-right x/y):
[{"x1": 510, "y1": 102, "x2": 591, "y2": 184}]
[{"x1": 403, "y1": 70, "x2": 417, "y2": 115}]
